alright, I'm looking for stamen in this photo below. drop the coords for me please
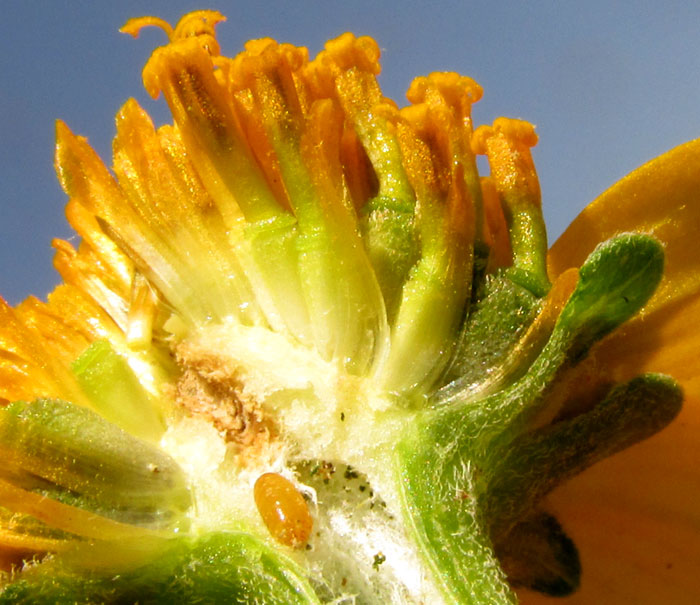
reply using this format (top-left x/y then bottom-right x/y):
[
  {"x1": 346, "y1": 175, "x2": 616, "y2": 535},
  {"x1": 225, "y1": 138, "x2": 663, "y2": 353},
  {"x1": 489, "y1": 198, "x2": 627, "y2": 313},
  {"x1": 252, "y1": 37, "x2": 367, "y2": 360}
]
[
  {"x1": 378, "y1": 99, "x2": 475, "y2": 394},
  {"x1": 307, "y1": 35, "x2": 417, "y2": 318},
  {"x1": 121, "y1": 11, "x2": 226, "y2": 57},
  {"x1": 481, "y1": 177, "x2": 512, "y2": 271},
  {"x1": 172, "y1": 11, "x2": 226, "y2": 45},
  {"x1": 473, "y1": 118, "x2": 550, "y2": 295},
  {"x1": 143, "y1": 39, "x2": 282, "y2": 224},
  {"x1": 120, "y1": 17, "x2": 174, "y2": 41},
  {"x1": 407, "y1": 73, "x2": 484, "y2": 232}
]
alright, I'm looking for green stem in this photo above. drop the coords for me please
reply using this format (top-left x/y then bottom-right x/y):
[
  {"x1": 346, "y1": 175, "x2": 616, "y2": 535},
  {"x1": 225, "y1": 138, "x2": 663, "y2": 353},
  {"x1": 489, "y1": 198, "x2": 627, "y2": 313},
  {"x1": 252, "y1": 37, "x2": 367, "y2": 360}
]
[{"x1": 395, "y1": 426, "x2": 516, "y2": 604}]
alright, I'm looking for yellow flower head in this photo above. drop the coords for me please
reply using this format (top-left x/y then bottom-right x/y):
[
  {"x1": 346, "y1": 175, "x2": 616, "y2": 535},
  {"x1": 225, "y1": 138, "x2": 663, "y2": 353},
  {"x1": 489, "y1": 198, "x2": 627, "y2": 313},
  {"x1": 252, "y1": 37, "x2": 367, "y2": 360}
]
[{"x1": 1, "y1": 11, "x2": 699, "y2": 604}]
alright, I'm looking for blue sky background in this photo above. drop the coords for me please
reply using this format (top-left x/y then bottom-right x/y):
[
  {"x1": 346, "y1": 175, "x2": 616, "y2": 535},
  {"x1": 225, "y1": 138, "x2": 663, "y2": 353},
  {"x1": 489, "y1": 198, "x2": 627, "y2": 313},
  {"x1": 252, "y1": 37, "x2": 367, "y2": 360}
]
[{"x1": 2, "y1": 1, "x2": 700, "y2": 305}]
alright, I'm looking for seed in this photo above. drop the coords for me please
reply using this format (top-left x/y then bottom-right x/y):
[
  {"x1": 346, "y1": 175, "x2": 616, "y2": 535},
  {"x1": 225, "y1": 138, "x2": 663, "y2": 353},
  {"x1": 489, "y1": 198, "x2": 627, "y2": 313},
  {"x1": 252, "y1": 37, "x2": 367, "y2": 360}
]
[{"x1": 253, "y1": 472, "x2": 312, "y2": 548}]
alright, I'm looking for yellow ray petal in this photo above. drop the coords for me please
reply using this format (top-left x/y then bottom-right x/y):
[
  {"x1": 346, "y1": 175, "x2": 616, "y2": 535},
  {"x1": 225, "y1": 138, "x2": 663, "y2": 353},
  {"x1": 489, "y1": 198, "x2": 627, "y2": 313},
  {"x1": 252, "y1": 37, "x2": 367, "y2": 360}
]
[
  {"x1": 517, "y1": 384, "x2": 700, "y2": 604},
  {"x1": 15, "y1": 295, "x2": 92, "y2": 369},
  {"x1": 0, "y1": 543, "x2": 39, "y2": 573},
  {"x1": 0, "y1": 479, "x2": 168, "y2": 542},
  {"x1": 549, "y1": 138, "x2": 700, "y2": 311},
  {"x1": 549, "y1": 140, "x2": 700, "y2": 404},
  {"x1": 518, "y1": 395, "x2": 700, "y2": 604},
  {"x1": 536, "y1": 138, "x2": 700, "y2": 604},
  {"x1": 52, "y1": 238, "x2": 131, "y2": 332},
  {"x1": 113, "y1": 99, "x2": 258, "y2": 325},
  {"x1": 0, "y1": 529, "x2": 71, "y2": 555},
  {"x1": 0, "y1": 297, "x2": 88, "y2": 407}
]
